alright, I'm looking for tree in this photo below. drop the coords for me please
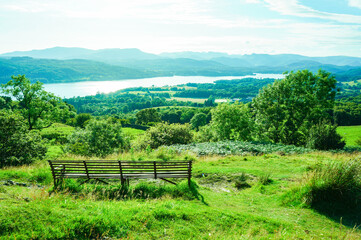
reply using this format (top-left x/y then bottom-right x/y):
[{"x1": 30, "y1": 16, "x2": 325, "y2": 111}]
[
  {"x1": 75, "y1": 113, "x2": 92, "y2": 128},
  {"x1": 190, "y1": 112, "x2": 207, "y2": 130},
  {"x1": 209, "y1": 103, "x2": 254, "y2": 141},
  {"x1": 139, "y1": 123, "x2": 193, "y2": 149},
  {"x1": 1, "y1": 75, "x2": 73, "y2": 130},
  {"x1": 0, "y1": 110, "x2": 46, "y2": 167},
  {"x1": 67, "y1": 119, "x2": 128, "y2": 157},
  {"x1": 136, "y1": 108, "x2": 160, "y2": 125},
  {"x1": 252, "y1": 70, "x2": 337, "y2": 145}
]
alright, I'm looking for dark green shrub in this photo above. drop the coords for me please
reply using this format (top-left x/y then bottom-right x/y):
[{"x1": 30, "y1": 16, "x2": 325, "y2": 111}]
[
  {"x1": 306, "y1": 122, "x2": 345, "y2": 150},
  {"x1": 139, "y1": 123, "x2": 193, "y2": 149},
  {"x1": 0, "y1": 110, "x2": 47, "y2": 168},
  {"x1": 75, "y1": 113, "x2": 92, "y2": 128}
]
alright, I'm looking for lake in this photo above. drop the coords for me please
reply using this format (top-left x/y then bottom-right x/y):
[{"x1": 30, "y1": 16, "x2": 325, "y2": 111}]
[{"x1": 43, "y1": 74, "x2": 284, "y2": 98}]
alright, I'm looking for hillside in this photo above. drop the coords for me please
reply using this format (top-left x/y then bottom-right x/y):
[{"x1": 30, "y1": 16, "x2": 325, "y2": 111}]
[
  {"x1": 1, "y1": 47, "x2": 361, "y2": 84},
  {"x1": 0, "y1": 57, "x2": 157, "y2": 84}
]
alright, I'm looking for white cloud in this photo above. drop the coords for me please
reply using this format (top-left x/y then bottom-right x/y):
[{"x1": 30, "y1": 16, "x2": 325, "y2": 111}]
[
  {"x1": 349, "y1": 0, "x2": 361, "y2": 9},
  {"x1": 261, "y1": 0, "x2": 361, "y2": 24},
  {"x1": 244, "y1": 0, "x2": 261, "y2": 3}
]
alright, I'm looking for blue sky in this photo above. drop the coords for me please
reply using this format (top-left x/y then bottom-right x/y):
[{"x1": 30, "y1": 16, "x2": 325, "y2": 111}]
[{"x1": 0, "y1": 0, "x2": 360, "y2": 56}]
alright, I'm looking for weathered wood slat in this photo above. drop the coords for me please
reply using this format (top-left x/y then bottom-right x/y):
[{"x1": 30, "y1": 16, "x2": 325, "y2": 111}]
[{"x1": 49, "y1": 160, "x2": 192, "y2": 187}]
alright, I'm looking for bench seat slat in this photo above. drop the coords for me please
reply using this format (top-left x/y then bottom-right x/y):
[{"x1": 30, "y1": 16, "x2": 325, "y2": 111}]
[{"x1": 49, "y1": 160, "x2": 192, "y2": 186}]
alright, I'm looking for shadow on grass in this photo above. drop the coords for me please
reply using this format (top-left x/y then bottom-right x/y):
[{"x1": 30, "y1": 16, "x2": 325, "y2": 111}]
[
  {"x1": 50, "y1": 179, "x2": 208, "y2": 204},
  {"x1": 310, "y1": 194, "x2": 361, "y2": 228}
]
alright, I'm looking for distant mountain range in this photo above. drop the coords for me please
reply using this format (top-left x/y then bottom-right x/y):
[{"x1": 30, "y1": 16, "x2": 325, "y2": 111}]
[{"x1": 0, "y1": 47, "x2": 360, "y2": 84}]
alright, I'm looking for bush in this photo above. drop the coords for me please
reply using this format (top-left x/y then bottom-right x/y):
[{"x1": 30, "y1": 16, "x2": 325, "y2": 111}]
[
  {"x1": 66, "y1": 119, "x2": 128, "y2": 157},
  {"x1": 306, "y1": 122, "x2": 345, "y2": 150},
  {"x1": 139, "y1": 123, "x2": 193, "y2": 149},
  {"x1": 284, "y1": 159, "x2": 361, "y2": 211},
  {"x1": 0, "y1": 110, "x2": 47, "y2": 167}
]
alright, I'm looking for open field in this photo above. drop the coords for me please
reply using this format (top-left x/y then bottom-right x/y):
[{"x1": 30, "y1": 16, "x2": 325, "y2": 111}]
[
  {"x1": 337, "y1": 125, "x2": 361, "y2": 146},
  {"x1": 169, "y1": 97, "x2": 207, "y2": 103},
  {"x1": 1, "y1": 149, "x2": 361, "y2": 239}
]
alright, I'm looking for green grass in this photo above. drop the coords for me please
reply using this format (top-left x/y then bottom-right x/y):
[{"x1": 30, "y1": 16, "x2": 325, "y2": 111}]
[
  {"x1": 337, "y1": 125, "x2": 361, "y2": 146},
  {"x1": 170, "y1": 97, "x2": 207, "y2": 103},
  {"x1": 1, "y1": 151, "x2": 361, "y2": 239},
  {"x1": 122, "y1": 127, "x2": 145, "y2": 139},
  {"x1": 38, "y1": 123, "x2": 75, "y2": 144}
]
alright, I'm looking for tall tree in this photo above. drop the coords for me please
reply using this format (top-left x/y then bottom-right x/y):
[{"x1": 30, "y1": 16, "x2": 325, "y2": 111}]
[
  {"x1": 252, "y1": 69, "x2": 337, "y2": 145},
  {"x1": 1, "y1": 75, "x2": 73, "y2": 130}
]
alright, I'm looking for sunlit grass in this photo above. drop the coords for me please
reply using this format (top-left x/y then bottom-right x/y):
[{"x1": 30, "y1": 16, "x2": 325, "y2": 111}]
[{"x1": 337, "y1": 125, "x2": 361, "y2": 146}]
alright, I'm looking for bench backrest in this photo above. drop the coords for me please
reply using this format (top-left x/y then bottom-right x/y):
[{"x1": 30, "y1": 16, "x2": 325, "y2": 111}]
[{"x1": 48, "y1": 160, "x2": 192, "y2": 180}]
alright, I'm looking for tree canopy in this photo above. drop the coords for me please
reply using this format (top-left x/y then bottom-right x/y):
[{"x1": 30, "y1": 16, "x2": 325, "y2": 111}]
[
  {"x1": 252, "y1": 69, "x2": 338, "y2": 145},
  {"x1": 1, "y1": 75, "x2": 74, "y2": 130},
  {"x1": 0, "y1": 110, "x2": 46, "y2": 167}
]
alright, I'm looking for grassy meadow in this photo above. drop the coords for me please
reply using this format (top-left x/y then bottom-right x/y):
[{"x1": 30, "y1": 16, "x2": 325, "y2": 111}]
[
  {"x1": 1, "y1": 145, "x2": 361, "y2": 239},
  {"x1": 337, "y1": 125, "x2": 361, "y2": 146}
]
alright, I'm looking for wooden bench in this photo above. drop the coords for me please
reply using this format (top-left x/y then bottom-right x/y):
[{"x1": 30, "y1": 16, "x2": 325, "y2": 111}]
[{"x1": 48, "y1": 160, "x2": 192, "y2": 187}]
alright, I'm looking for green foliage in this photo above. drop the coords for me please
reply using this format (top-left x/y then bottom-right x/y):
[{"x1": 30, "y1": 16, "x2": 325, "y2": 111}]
[
  {"x1": 1, "y1": 75, "x2": 75, "y2": 130},
  {"x1": 75, "y1": 113, "x2": 92, "y2": 128},
  {"x1": 136, "y1": 108, "x2": 160, "y2": 125},
  {"x1": 66, "y1": 119, "x2": 128, "y2": 157},
  {"x1": 190, "y1": 112, "x2": 207, "y2": 130},
  {"x1": 39, "y1": 123, "x2": 75, "y2": 144},
  {"x1": 139, "y1": 123, "x2": 193, "y2": 149},
  {"x1": 168, "y1": 141, "x2": 311, "y2": 156},
  {"x1": 209, "y1": 103, "x2": 254, "y2": 141},
  {"x1": 56, "y1": 180, "x2": 200, "y2": 200},
  {"x1": 253, "y1": 70, "x2": 337, "y2": 146},
  {"x1": 0, "y1": 110, "x2": 46, "y2": 167},
  {"x1": 284, "y1": 159, "x2": 361, "y2": 213},
  {"x1": 306, "y1": 121, "x2": 345, "y2": 150}
]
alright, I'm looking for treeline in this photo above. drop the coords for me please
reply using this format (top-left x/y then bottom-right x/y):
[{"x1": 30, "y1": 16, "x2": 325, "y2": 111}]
[
  {"x1": 174, "y1": 78, "x2": 275, "y2": 99},
  {"x1": 65, "y1": 93, "x2": 203, "y2": 116}
]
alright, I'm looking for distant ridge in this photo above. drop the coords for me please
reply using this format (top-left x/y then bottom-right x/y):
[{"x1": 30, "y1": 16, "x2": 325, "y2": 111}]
[
  {"x1": 2, "y1": 47, "x2": 361, "y2": 67},
  {"x1": 1, "y1": 47, "x2": 361, "y2": 84}
]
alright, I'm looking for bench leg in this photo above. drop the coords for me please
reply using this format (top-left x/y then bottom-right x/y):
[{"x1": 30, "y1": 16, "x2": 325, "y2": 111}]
[
  {"x1": 95, "y1": 178, "x2": 109, "y2": 185},
  {"x1": 80, "y1": 178, "x2": 91, "y2": 185},
  {"x1": 160, "y1": 178, "x2": 177, "y2": 185}
]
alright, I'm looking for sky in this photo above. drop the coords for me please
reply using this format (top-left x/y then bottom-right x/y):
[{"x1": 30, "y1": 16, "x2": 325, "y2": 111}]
[{"x1": 0, "y1": 0, "x2": 361, "y2": 57}]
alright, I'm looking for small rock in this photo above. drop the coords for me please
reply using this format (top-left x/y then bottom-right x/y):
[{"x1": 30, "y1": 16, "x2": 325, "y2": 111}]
[{"x1": 4, "y1": 180, "x2": 15, "y2": 186}]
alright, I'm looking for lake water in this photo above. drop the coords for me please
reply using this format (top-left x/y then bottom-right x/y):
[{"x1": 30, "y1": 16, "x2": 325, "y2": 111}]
[{"x1": 43, "y1": 74, "x2": 284, "y2": 98}]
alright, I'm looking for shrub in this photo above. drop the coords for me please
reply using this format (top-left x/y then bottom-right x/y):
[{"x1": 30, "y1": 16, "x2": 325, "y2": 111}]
[
  {"x1": 66, "y1": 119, "x2": 128, "y2": 157},
  {"x1": 0, "y1": 110, "x2": 47, "y2": 168},
  {"x1": 306, "y1": 122, "x2": 345, "y2": 150},
  {"x1": 284, "y1": 159, "x2": 361, "y2": 211},
  {"x1": 139, "y1": 123, "x2": 193, "y2": 149}
]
